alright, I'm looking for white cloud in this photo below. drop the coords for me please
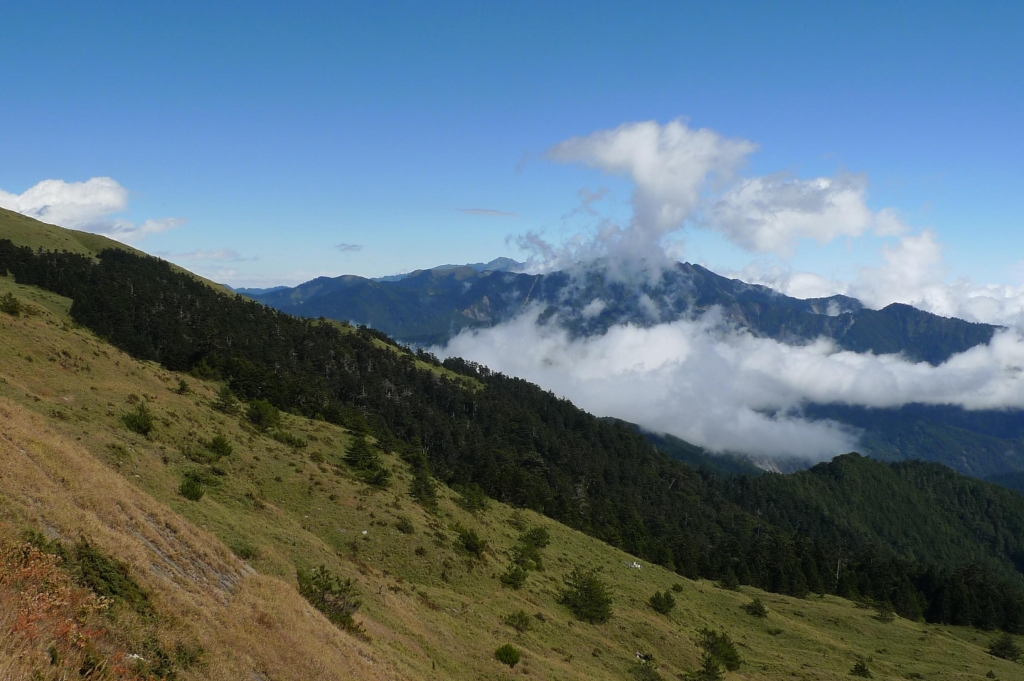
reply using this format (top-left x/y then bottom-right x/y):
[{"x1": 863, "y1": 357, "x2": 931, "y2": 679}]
[
  {"x1": 336, "y1": 243, "x2": 363, "y2": 253},
  {"x1": 738, "y1": 230, "x2": 1024, "y2": 328},
  {"x1": 0, "y1": 177, "x2": 184, "y2": 243},
  {"x1": 535, "y1": 119, "x2": 757, "y2": 269},
  {"x1": 529, "y1": 120, "x2": 907, "y2": 271},
  {"x1": 705, "y1": 173, "x2": 905, "y2": 255},
  {"x1": 438, "y1": 307, "x2": 1024, "y2": 460}
]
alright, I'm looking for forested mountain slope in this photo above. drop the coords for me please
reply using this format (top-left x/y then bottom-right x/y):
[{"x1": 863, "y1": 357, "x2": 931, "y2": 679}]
[
  {"x1": 2, "y1": 283, "x2": 1021, "y2": 680},
  {"x1": 248, "y1": 256, "x2": 1024, "y2": 479},
  {"x1": 3, "y1": 232, "x2": 1024, "y2": 637}
]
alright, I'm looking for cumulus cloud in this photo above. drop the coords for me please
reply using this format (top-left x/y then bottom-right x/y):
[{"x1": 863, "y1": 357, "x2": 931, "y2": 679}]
[
  {"x1": 705, "y1": 173, "x2": 906, "y2": 255},
  {"x1": 528, "y1": 119, "x2": 756, "y2": 270},
  {"x1": 0, "y1": 177, "x2": 184, "y2": 243},
  {"x1": 438, "y1": 308, "x2": 1024, "y2": 460},
  {"x1": 526, "y1": 119, "x2": 906, "y2": 273}
]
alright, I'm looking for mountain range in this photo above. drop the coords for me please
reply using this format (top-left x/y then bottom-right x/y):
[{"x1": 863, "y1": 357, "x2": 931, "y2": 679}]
[{"x1": 247, "y1": 259, "x2": 1024, "y2": 481}]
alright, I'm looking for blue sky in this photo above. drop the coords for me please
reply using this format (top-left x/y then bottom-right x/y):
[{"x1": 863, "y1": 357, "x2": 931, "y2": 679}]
[{"x1": 1, "y1": 1, "x2": 1022, "y2": 291}]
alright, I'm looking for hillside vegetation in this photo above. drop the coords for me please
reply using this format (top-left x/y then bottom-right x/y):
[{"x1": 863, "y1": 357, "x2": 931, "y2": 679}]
[
  {"x1": 1, "y1": 275, "x2": 1022, "y2": 680},
  {"x1": 4, "y1": 235, "x2": 1024, "y2": 633}
]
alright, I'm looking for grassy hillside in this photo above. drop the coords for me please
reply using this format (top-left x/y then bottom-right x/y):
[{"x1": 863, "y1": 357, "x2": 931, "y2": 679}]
[
  {"x1": 0, "y1": 207, "x2": 233, "y2": 295},
  {"x1": 5, "y1": 237, "x2": 1024, "y2": 633},
  {"x1": 1, "y1": 268, "x2": 1023, "y2": 679}
]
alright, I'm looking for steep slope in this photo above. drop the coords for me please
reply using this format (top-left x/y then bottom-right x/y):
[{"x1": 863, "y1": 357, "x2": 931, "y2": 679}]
[
  {"x1": 0, "y1": 206, "x2": 233, "y2": 295},
  {"x1": 4, "y1": 235, "x2": 1024, "y2": 635},
  {"x1": 1, "y1": 280, "x2": 1022, "y2": 680}
]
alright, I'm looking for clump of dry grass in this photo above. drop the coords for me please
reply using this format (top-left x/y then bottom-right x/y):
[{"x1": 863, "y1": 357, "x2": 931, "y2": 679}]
[{"x1": 0, "y1": 533, "x2": 146, "y2": 680}]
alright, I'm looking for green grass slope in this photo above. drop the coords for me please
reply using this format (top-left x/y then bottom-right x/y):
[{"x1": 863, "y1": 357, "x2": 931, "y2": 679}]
[
  {"x1": 1, "y1": 281, "x2": 1022, "y2": 680},
  {"x1": 0, "y1": 206, "x2": 234, "y2": 294}
]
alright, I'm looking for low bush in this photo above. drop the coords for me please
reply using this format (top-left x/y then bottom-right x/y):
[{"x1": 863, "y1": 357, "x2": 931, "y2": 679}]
[
  {"x1": 558, "y1": 567, "x2": 613, "y2": 624},
  {"x1": 494, "y1": 644, "x2": 521, "y2": 668},
  {"x1": 176, "y1": 378, "x2": 191, "y2": 394},
  {"x1": 453, "y1": 482, "x2": 490, "y2": 513},
  {"x1": 122, "y1": 401, "x2": 155, "y2": 436},
  {"x1": 850, "y1": 660, "x2": 873, "y2": 678},
  {"x1": 272, "y1": 429, "x2": 307, "y2": 448},
  {"x1": 696, "y1": 628, "x2": 741, "y2": 673},
  {"x1": 989, "y1": 633, "x2": 1021, "y2": 661},
  {"x1": 395, "y1": 516, "x2": 415, "y2": 534},
  {"x1": 503, "y1": 609, "x2": 532, "y2": 632},
  {"x1": 0, "y1": 291, "x2": 22, "y2": 316},
  {"x1": 649, "y1": 590, "x2": 676, "y2": 615},
  {"x1": 500, "y1": 562, "x2": 528, "y2": 589},
  {"x1": 206, "y1": 434, "x2": 233, "y2": 460},
  {"x1": 297, "y1": 565, "x2": 364, "y2": 636},
  {"x1": 213, "y1": 383, "x2": 238, "y2": 413},
  {"x1": 246, "y1": 399, "x2": 281, "y2": 431},
  {"x1": 456, "y1": 525, "x2": 487, "y2": 558},
  {"x1": 229, "y1": 538, "x2": 259, "y2": 560},
  {"x1": 742, "y1": 597, "x2": 768, "y2": 618},
  {"x1": 180, "y1": 475, "x2": 206, "y2": 501}
]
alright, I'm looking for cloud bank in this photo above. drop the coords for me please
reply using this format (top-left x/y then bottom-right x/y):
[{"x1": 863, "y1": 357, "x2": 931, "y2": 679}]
[
  {"x1": 737, "y1": 230, "x2": 1024, "y2": 328},
  {"x1": 439, "y1": 309, "x2": 1024, "y2": 460},
  {"x1": 0, "y1": 177, "x2": 183, "y2": 243}
]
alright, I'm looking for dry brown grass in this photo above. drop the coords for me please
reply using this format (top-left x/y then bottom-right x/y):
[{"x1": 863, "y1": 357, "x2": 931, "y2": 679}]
[{"x1": 0, "y1": 398, "x2": 408, "y2": 681}]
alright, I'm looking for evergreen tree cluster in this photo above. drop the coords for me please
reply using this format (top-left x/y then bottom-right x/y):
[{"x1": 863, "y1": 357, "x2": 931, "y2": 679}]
[{"x1": 4, "y1": 240, "x2": 1024, "y2": 632}]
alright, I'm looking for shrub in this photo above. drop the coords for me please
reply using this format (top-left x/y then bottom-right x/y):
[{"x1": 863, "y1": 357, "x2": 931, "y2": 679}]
[
  {"x1": 742, "y1": 597, "x2": 768, "y2": 618},
  {"x1": 246, "y1": 399, "x2": 281, "y2": 431},
  {"x1": 122, "y1": 402, "x2": 155, "y2": 436},
  {"x1": 272, "y1": 430, "x2": 307, "y2": 448},
  {"x1": 989, "y1": 633, "x2": 1021, "y2": 661},
  {"x1": 558, "y1": 567, "x2": 613, "y2": 624},
  {"x1": 206, "y1": 434, "x2": 233, "y2": 460},
  {"x1": 361, "y1": 463, "x2": 392, "y2": 488},
  {"x1": 717, "y1": 569, "x2": 739, "y2": 590},
  {"x1": 456, "y1": 525, "x2": 487, "y2": 558},
  {"x1": 0, "y1": 291, "x2": 22, "y2": 316},
  {"x1": 229, "y1": 538, "x2": 259, "y2": 560},
  {"x1": 689, "y1": 653, "x2": 724, "y2": 681},
  {"x1": 494, "y1": 644, "x2": 521, "y2": 668},
  {"x1": 500, "y1": 562, "x2": 528, "y2": 589},
  {"x1": 395, "y1": 516, "x2": 415, "y2": 534},
  {"x1": 213, "y1": 384, "x2": 237, "y2": 413},
  {"x1": 631, "y1": 664, "x2": 666, "y2": 681},
  {"x1": 297, "y1": 565, "x2": 364, "y2": 636},
  {"x1": 503, "y1": 609, "x2": 532, "y2": 632},
  {"x1": 850, "y1": 660, "x2": 873, "y2": 678},
  {"x1": 696, "y1": 628, "x2": 741, "y2": 672},
  {"x1": 671, "y1": 582, "x2": 684, "y2": 593},
  {"x1": 176, "y1": 378, "x2": 191, "y2": 394},
  {"x1": 180, "y1": 475, "x2": 206, "y2": 501},
  {"x1": 874, "y1": 600, "x2": 894, "y2": 623},
  {"x1": 520, "y1": 525, "x2": 550, "y2": 549},
  {"x1": 70, "y1": 540, "x2": 151, "y2": 614},
  {"x1": 453, "y1": 482, "x2": 489, "y2": 513},
  {"x1": 649, "y1": 590, "x2": 676, "y2": 615}
]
